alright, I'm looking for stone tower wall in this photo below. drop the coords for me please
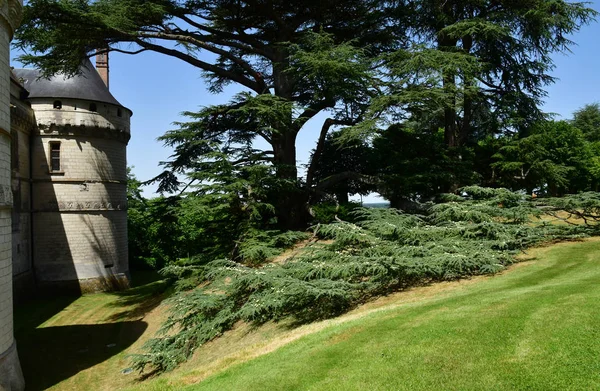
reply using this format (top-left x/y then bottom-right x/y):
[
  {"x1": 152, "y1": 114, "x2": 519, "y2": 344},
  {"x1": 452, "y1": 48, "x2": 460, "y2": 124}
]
[
  {"x1": 0, "y1": 0, "x2": 25, "y2": 388},
  {"x1": 30, "y1": 99, "x2": 130, "y2": 293},
  {"x1": 10, "y1": 76, "x2": 35, "y2": 302}
]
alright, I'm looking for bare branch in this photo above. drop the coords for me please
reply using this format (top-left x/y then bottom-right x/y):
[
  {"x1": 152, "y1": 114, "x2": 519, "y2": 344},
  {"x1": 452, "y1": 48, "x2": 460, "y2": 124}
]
[{"x1": 108, "y1": 47, "x2": 149, "y2": 55}]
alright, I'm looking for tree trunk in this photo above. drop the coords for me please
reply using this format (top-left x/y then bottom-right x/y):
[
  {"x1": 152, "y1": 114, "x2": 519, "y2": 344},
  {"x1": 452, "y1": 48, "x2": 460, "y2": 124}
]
[
  {"x1": 336, "y1": 191, "x2": 349, "y2": 205},
  {"x1": 270, "y1": 122, "x2": 311, "y2": 230},
  {"x1": 271, "y1": 60, "x2": 311, "y2": 230},
  {"x1": 439, "y1": 35, "x2": 459, "y2": 148},
  {"x1": 460, "y1": 35, "x2": 474, "y2": 145}
]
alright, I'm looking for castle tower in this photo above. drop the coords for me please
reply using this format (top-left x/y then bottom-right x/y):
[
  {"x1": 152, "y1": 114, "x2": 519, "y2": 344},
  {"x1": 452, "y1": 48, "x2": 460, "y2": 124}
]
[
  {"x1": 0, "y1": 0, "x2": 25, "y2": 389},
  {"x1": 13, "y1": 60, "x2": 132, "y2": 293}
]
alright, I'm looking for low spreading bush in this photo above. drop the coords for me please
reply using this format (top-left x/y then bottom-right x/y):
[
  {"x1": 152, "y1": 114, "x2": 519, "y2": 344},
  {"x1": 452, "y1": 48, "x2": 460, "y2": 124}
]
[{"x1": 131, "y1": 187, "x2": 600, "y2": 373}]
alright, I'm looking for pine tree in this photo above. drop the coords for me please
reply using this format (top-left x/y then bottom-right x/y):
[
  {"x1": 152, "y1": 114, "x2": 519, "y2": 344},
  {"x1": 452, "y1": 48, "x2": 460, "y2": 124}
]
[
  {"x1": 370, "y1": 0, "x2": 597, "y2": 147},
  {"x1": 16, "y1": 0, "x2": 395, "y2": 229}
]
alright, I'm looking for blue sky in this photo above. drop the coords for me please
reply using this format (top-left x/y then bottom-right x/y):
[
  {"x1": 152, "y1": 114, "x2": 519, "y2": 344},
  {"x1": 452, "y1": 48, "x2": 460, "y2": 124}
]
[{"x1": 12, "y1": 1, "x2": 600, "y2": 201}]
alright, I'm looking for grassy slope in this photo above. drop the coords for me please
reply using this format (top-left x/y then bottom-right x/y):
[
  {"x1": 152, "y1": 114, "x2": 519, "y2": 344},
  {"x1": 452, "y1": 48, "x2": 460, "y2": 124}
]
[
  {"x1": 16, "y1": 240, "x2": 600, "y2": 390},
  {"x1": 14, "y1": 272, "x2": 171, "y2": 391},
  {"x1": 165, "y1": 239, "x2": 600, "y2": 391}
]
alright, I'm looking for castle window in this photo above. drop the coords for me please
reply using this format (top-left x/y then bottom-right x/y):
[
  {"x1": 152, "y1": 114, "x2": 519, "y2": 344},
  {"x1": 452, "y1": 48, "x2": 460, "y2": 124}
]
[
  {"x1": 49, "y1": 142, "x2": 61, "y2": 172},
  {"x1": 53, "y1": 100, "x2": 62, "y2": 109},
  {"x1": 117, "y1": 108, "x2": 122, "y2": 117},
  {"x1": 89, "y1": 103, "x2": 97, "y2": 112}
]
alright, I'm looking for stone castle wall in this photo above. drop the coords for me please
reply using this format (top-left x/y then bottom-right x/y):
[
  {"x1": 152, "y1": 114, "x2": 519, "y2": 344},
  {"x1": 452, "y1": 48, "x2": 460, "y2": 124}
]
[
  {"x1": 0, "y1": 1, "x2": 130, "y2": 387},
  {"x1": 0, "y1": 19, "x2": 14, "y2": 363},
  {"x1": 30, "y1": 99, "x2": 130, "y2": 293},
  {"x1": 10, "y1": 76, "x2": 35, "y2": 302},
  {"x1": 0, "y1": 0, "x2": 25, "y2": 388},
  {"x1": 29, "y1": 98, "x2": 131, "y2": 131}
]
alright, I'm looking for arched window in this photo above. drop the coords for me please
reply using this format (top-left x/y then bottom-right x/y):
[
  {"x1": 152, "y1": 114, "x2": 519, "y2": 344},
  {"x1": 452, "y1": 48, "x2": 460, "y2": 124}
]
[
  {"x1": 53, "y1": 100, "x2": 62, "y2": 109},
  {"x1": 117, "y1": 108, "x2": 122, "y2": 117},
  {"x1": 89, "y1": 103, "x2": 97, "y2": 112}
]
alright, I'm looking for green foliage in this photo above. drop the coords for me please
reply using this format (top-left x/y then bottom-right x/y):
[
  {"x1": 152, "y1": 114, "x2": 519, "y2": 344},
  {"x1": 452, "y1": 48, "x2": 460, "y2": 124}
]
[
  {"x1": 235, "y1": 230, "x2": 311, "y2": 266},
  {"x1": 127, "y1": 169, "x2": 178, "y2": 270},
  {"x1": 372, "y1": 125, "x2": 479, "y2": 206},
  {"x1": 131, "y1": 187, "x2": 599, "y2": 374},
  {"x1": 310, "y1": 129, "x2": 375, "y2": 204},
  {"x1": 364, "y1": 0, "x2": 598, "y2": 148},
  {"x1": 288, "y1": 31, "x2": 374, "y2": 108},
  {"x1": 492, "y1": 121, "x2": 597, "y2": 195},
  {"x1": 311, "y1": 202, "x2": 363, "y2": 224},
  {"x1": 129, "y1": 159, "x2": 309, "y2": 270},
  {"x1": 573, "y1": 103, "x2": 600, "y2": 142}
]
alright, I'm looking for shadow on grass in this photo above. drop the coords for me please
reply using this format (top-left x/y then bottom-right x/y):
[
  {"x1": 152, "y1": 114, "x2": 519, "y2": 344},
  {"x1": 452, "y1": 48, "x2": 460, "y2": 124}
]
[
  {"x1": 14, "y1": 271, "x2": 171, "y2": 390},
  {"x1": 105, "y1": 278, "x2": 172, "y2": 323},
  {"x1": 19, "y1": 321, "x2": 148, "y2": 391}
]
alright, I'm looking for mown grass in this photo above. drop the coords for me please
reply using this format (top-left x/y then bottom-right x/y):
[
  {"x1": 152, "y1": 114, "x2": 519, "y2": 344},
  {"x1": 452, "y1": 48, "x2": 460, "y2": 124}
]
[
  {"x1": 16, "y1": 239, "x2": 600, "y2": 390},
  {"x1": 143, "y1": 239, "x2": 600, "y2": 391},
  {"x1": 14, "y1": 272, "x2": 171, "y2": 391}
]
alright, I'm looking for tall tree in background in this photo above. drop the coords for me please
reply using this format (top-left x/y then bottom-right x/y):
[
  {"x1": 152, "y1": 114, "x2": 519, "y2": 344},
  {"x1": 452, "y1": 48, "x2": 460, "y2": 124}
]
[
  {"x1": 573, "y1": 103, "x2": 600, "y2": 142},
  {"x1": 15, "y1": 0, "x2": 598, "y2": 217},
  {"x1": 15, "y1": 0, "x2": 397, "y2": 229},
  {"x1": 310, "y1": 129, "x2": 375, "y2": 204},
  {"x1": 372, "y1": 125, "x2": 480, "y2": 207},
  {"x1": 372, "y1": 0, "x2": 597, "y2": 148},
  {"x1": 492, "y1": 120, "x2": 597, "y2": 195}
]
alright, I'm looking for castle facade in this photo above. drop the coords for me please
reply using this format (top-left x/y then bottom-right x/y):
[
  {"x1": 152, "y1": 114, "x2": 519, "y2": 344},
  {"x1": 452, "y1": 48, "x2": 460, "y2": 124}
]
[
  {"x1": 13, "y1": 56, "x2": 131, "y2": 295},
  {"x1": 0, "y1": 0, "x2": 24, "y2": 388},
  {"x1": 0, "y1": 20, "x2": 131, "y2": 388}
]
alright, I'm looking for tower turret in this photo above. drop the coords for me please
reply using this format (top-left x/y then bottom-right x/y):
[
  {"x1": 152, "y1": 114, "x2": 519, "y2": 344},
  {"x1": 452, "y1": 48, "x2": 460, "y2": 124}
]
[{"x1": 13, "y1": 60, "x2": 132, "y2": 293}]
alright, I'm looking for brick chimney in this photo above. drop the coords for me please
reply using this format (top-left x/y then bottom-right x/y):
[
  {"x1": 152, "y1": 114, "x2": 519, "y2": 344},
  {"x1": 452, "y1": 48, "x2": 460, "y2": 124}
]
[{"x1": 96, "y1": 49, "x2": 109, "y2": 89}]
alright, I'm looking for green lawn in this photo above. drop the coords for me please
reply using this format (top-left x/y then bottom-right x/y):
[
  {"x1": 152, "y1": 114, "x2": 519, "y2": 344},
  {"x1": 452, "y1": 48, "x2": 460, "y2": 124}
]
[
  {"x1": 167, "y1": 239, "x2": 600, "y2": 391},
  {"x1": 16, "y1": 241, "x2": 600, "y2": 390},
  {"x1": 14, "y1": 271, "x2": 170, "y2": 391}
]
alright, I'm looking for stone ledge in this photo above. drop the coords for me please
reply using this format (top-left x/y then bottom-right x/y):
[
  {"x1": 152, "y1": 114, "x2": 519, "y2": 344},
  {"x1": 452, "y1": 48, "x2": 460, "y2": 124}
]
[{"x1": 0, "y1": 341, "x2": 24, "y2": 391}]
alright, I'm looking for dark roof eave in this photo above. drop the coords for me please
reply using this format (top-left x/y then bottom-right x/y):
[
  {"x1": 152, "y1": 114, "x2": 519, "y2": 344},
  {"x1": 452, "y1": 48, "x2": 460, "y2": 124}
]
[{"x1": 12, "y1": 60, "x2": 132, "y2": 115}]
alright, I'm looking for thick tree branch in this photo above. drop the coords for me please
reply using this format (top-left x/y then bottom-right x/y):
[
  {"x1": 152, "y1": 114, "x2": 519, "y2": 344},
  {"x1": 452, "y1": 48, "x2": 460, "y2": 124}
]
[
  {"x1": 314, "y1": 171, "x2": 377, "y2": 192},
  {"x1": 108, "y1": 47, "x2": 148, "y2": 55},
  {"x1": 306, "y1": 118, "x2": 335, "y2": 190},
  {"x1": 293, "y1": 99, "x2": 336, "y2": 131},
  {"x1": 131, "y1": 37, "x2": 263, "y2": 93},
  {"x1": 305, "y1": 117, "x2": 362, "y2": 191},
  {"x1": 137, "y1": 31, "x2": 269, "y2": 92},
  {"x1": 174, "y1": 14, "x2": 274, "y2": 59}
]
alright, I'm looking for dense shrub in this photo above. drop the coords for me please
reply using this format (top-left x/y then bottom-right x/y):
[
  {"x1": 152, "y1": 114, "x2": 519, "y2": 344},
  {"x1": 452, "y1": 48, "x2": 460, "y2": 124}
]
[{"x1": 131, "y1": 187, "x2": 599, "y2": 373}]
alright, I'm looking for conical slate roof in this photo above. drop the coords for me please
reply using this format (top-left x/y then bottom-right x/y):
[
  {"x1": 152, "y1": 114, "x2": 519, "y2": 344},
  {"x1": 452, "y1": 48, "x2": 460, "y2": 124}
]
[{"x1": 13, "y1": 59, "x2": 128, "y2": 110}]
